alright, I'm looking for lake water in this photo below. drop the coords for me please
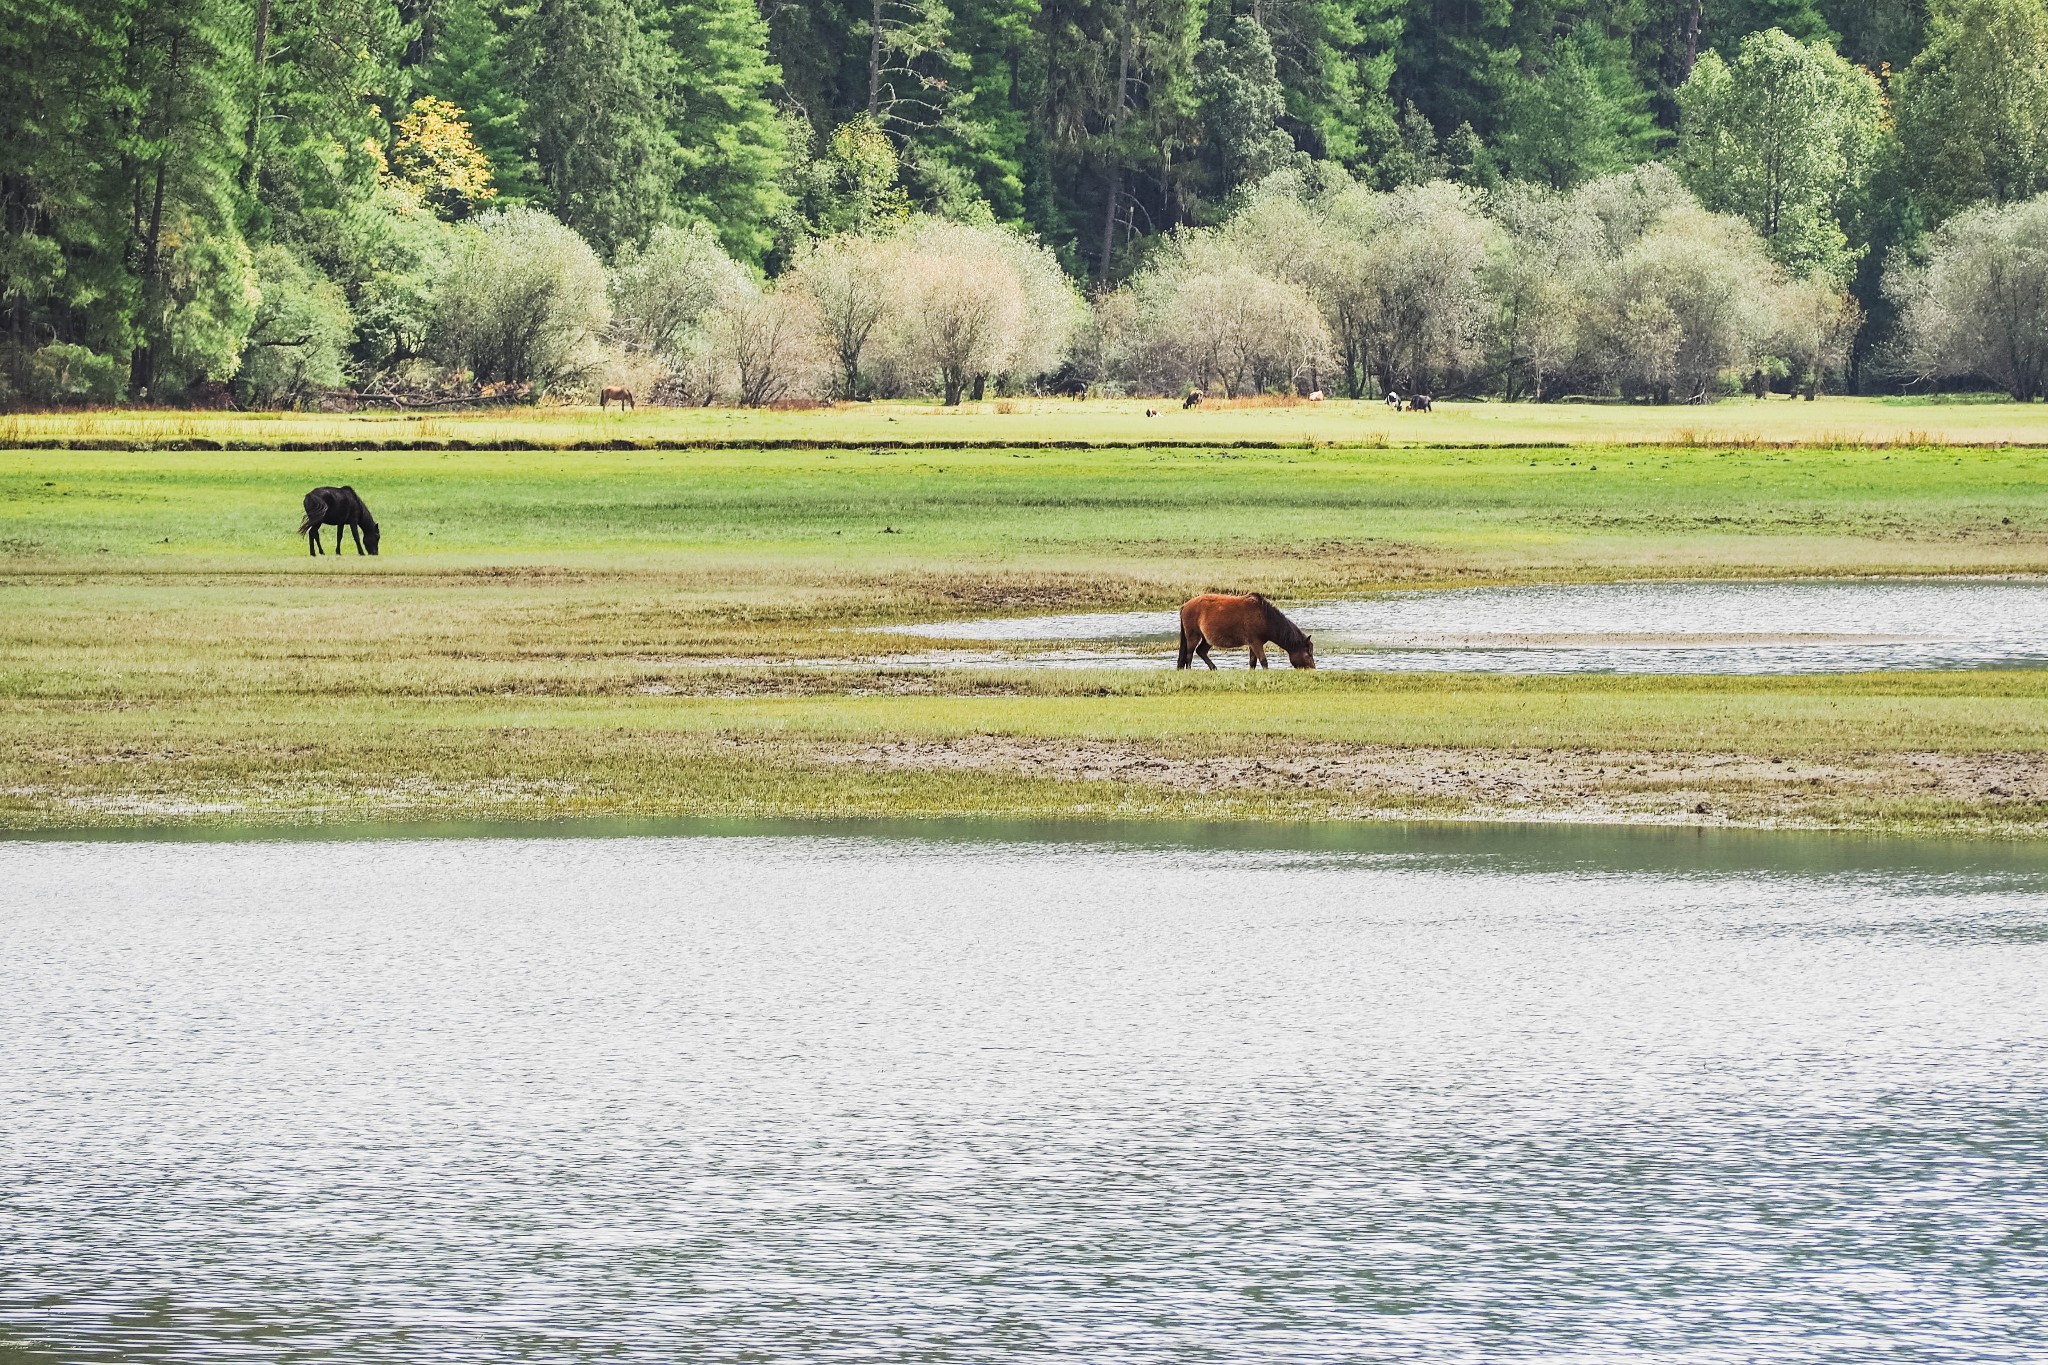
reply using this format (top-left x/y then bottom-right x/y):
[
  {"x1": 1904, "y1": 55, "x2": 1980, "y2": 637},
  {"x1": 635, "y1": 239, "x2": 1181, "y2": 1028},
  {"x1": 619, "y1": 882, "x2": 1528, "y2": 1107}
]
[
  {"x1": 4, "y1": 821, "x2": 2048, "y2": 1363},
  {"x1": 880, "y1": 578, "x2": 2048, "y2": 672}
]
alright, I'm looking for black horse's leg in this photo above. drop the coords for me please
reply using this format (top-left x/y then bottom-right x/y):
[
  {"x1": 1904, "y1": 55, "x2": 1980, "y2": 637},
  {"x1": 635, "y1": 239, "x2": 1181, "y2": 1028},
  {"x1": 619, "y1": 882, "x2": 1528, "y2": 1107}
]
[
  {"x1": 334, "y1": 525, "x2": 345, "y2": 554},
  {"x1": 350, "y1": 522, "x2": 365, "y2": 554}
]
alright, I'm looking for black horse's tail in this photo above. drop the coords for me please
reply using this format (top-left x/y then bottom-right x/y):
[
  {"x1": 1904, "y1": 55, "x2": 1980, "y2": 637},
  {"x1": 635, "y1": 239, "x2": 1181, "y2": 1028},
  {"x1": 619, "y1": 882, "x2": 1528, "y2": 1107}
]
[{"x1": 298, "y1": 493, "x2": 322, "y2": 535}]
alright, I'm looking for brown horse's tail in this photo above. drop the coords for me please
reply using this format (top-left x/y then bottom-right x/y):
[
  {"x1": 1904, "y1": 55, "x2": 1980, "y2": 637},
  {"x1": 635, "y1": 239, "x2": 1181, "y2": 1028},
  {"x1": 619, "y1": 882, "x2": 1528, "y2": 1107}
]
[{"x1": 1176, "y1": 620, "x2": 1195, "y2": 669}]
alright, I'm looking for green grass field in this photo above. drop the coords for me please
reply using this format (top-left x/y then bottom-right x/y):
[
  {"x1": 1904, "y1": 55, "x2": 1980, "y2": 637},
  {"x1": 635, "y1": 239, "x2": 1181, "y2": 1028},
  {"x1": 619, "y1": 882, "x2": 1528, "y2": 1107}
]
[
  {"x1": 11, "y1": 393, "x2": 2048, "y2": 450},
  {"x1": 6, "y1": 426, "x2": 2048, "y2": 834}
]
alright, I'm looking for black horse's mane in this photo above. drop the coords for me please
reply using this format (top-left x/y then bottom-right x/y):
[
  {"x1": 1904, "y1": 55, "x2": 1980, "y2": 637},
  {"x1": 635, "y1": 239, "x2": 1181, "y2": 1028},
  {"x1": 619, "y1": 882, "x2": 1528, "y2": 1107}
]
[{"x1": 1246, "y1": 592, "x2": 1307, "y2": 647}]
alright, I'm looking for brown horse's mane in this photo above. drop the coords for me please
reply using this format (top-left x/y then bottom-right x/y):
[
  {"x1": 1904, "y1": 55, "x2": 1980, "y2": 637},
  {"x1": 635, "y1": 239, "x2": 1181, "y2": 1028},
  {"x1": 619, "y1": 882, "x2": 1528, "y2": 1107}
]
[{"x1": 1246, "y1": 592, "x2": 1307, "y2": 648}]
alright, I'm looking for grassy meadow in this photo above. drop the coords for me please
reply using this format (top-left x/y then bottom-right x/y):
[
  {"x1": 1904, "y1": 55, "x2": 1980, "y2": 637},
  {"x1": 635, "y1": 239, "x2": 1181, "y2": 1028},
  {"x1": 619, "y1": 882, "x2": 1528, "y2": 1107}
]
[
  {"x1": 11, "y1": 393, "x2": 2048, "y2": 450},
  {"x1": 6, "y1": 418, "x2": 2048, "y2": 834}
]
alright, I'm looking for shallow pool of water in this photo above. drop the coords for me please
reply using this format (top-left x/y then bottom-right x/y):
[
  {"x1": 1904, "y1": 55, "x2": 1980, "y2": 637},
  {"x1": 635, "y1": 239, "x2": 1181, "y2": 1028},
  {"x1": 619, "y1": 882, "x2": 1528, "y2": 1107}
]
[
  {"x1": 5, "y1": 821, "x2": 2047, "y2": 1361},
  {"x1": 881, "y1": 578, "x2": 2048, "y2": 672}
]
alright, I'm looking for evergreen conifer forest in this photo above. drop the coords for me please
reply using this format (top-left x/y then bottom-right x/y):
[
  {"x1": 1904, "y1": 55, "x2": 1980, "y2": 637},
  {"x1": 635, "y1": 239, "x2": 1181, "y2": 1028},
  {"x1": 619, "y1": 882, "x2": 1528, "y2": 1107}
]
[{"x1": 9, "y1": 0, "x2": 2048, "y2": 408}]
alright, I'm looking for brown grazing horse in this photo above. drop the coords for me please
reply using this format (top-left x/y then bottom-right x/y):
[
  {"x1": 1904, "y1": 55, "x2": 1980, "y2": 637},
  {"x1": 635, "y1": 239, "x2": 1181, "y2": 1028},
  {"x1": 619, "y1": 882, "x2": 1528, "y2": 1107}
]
[
  {"x1": 600, "y1": 386, "x2": 635, "y2": 410},
  {"x1": 300, "y1": 486, "x2": 379, "y2": 556},
  {"x1": 1177, "y1": 593, "x2": 1314, "y2": 669}
]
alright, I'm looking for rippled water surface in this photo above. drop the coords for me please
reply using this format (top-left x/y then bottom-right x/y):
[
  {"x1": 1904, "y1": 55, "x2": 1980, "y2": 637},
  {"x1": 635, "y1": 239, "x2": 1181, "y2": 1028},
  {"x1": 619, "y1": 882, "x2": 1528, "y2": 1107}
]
[
  {"x1": 5, "y1": 822, "x2": 2048, "y2": 1363},
  {"x1": 882, "y1": 578, "x2": 2048, "y2": 672}
]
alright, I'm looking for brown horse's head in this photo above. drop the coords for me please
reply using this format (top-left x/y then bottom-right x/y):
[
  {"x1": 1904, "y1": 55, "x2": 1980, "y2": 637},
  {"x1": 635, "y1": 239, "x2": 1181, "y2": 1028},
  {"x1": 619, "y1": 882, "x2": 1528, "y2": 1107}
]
[{"x1": 1286, "y1": 634, "x2": 1315, "y2": 669}]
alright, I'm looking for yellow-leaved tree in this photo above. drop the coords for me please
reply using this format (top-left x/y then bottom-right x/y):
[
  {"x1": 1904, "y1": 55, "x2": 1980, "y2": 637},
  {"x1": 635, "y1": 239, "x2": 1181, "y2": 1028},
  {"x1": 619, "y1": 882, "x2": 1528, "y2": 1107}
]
[{"x1": 390, "y1": 97, "x2": 499, "y2": 220}]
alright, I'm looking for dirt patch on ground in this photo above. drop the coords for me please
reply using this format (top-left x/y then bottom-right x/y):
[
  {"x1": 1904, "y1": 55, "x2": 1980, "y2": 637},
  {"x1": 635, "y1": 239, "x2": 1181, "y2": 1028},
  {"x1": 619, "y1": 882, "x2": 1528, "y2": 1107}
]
[
  {"x1": 627, "y1": 670, "x2": 1039, "y2": 698},
  {"x1": 819, "y1": 735, "x2": 2048, "y2": 825}
]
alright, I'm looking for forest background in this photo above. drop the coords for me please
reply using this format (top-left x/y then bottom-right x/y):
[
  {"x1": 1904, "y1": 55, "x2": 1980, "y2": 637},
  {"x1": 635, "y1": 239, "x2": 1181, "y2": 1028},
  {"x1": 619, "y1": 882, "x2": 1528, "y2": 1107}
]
[{"x1": 3, "y1": 0, "x2": 2041, "y2": 407}]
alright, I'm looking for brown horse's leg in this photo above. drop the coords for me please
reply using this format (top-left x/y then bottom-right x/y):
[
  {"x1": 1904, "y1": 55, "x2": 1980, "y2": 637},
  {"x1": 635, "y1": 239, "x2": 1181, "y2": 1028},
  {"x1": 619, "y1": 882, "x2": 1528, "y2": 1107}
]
[{"x1": 1195, "y1": 638, "x2": 1215, "y2": 670}]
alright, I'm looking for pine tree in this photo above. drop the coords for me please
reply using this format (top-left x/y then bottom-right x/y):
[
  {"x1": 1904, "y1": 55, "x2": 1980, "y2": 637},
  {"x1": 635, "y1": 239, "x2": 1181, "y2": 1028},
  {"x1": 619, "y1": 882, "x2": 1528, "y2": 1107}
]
[
  {"x1": 1392, "y1": 0, "x2": 1516, "y2": 138},
  {"x1": 1496, "y1": 23, "x2": 1662, "y2": 188},
  {"x1": 1227, "y1": 0, "x2": 1405, "y2": 176},
  {"x1": 1197, "y1": 16, "x2": 1298, "y2": 186},
  {"x1": 120, "y1": 0, "x2": 257, "y2": 394},
  {"x1": 917, "y1": 0, "x2": 1040, "y2": 226},
  {"x1": 420, "y1": 0, "x2": 539, "y2": 204},
  {"x1": 1704, "y1": 0, "x2": 1834, "y2": 56},
  {"x1": 244, "y1": 0, "x2": 404, "y2": 249},
  {"x1": 1817, "y1": 0, "x2": 1925, "y2": 69},
  {"x1": 512, "y1": 0, "x2": 677, "y2": 255},
  {"x1": 0, "y1": 0, "x2": 133, "y2": 392},
  {"x1": 649, "y1": 0, "x2": 790, "y2": 263}
]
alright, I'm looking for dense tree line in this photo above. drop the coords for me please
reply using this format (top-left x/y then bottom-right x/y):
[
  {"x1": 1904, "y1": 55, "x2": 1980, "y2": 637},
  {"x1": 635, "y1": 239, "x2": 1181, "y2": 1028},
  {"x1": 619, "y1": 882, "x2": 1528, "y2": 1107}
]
[{"x1": 7, "y1": 0, "x2": 2048, "y2": 404}]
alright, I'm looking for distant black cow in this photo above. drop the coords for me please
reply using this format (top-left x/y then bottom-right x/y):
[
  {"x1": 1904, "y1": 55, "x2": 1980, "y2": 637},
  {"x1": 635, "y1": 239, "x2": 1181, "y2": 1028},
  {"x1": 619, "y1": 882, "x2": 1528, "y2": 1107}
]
[
  {"x1": 1407, "y1": 393, "x2": 1433, "y2": 412},
  {"x1": 300, "y1": 486, "x2": 380, "y2": 556},
  {"x1": 1183, "y1": 389, "x2": 1205, "y2": 409}
]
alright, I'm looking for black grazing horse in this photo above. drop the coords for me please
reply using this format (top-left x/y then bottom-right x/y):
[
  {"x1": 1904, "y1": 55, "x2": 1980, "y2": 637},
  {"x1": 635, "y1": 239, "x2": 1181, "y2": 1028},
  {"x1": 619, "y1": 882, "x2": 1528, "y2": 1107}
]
[{"x1": 301, "y1": 486, "x2": 380, "y2": 556}]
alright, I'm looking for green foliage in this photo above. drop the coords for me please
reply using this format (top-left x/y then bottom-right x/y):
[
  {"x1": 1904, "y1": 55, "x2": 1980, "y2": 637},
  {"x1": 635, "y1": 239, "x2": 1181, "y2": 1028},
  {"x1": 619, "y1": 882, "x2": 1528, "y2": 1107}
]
[
  {"x1": 1676, "y1": 27, "x2": 1885, "y2": 279},
  {"x1": 1495, "y1": 24, "x2": 1663, "y2": 189},
  {"x1": 610, "y1": 221, "x2": 748, "y2": 363},
  {"x1": 1817, "y1": 0, "x2": 1925, "y2": 69},
  {"x1": 778, "y1": 113, "x2": 912, "y2": 254},
  {"x1": 1894, "y1": 0, "x2": 2048, "y2": 226},
  {"x1": 420, "y1": 0, "x2": 541, "y2": 204},
  {"x1": 1197, "y1": 17, "x2": 1300, "y2": 186},
  {"x1": 1886, "y1": 193, "x2": 2048, "y2": 399},
  {"x1": 431, "y1": 206, "x2": 610, "y2": 393},
  {"x1": 1704, "y1": 0, "x2": 1835, "y2": 55},
  {"x1": 511, "y1": 0, "x2": 678, "y2": 257},
  {"x1": 648, "y1": 0, "x2": 791, "y2": 263},
  {"x1": 0, "y1": 0, "x2": 2034, "y2": 404},
  {"x1": 327, "y1": 187, "x2": 461, "y2": 380},
  {"x1": 8, "y1": 342, "x2": 125, "y2": 405},
  {"x1": 0, "y1": 0, "x2": 133, "y2": 395},
  {"x1": 238, "y1": 245, "x2": 355, "y2": 405},
  {"x1": 120, "y1": 0, "x2": 258, "y2": 395},
  {"x1": 1393, "y1": 0, "x2": 1515, "y2": 137},
  {"x1": 244, "y1": 0, "x2": 402, "y2": 250}
]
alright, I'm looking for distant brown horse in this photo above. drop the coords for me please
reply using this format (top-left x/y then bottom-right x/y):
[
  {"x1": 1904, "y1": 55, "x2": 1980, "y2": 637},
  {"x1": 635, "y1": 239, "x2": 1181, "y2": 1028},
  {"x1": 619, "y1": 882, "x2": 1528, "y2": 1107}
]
[
  {"x1": 600, "y1": 386, "x2": 635, "y2": 410},
  {"x1": 1177, "y1": 593, "x2": 1314, "y2": 670}
]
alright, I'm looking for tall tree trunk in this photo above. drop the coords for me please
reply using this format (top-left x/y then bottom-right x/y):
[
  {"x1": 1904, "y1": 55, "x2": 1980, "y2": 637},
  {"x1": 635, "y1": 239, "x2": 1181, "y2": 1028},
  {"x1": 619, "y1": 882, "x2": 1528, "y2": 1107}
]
[
  {"x1": 1097, "y1": 0, "x2": 1135, "y2": 284},
  {"x1": 241, "y1": 0, "x2": 272, "y2": 191},
  {"x1": 131, "y1": 24, "x2": 182, "y2": 399},
  {"x1": 867, "y1": 0, "x2": 884, "y2": 117}
]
